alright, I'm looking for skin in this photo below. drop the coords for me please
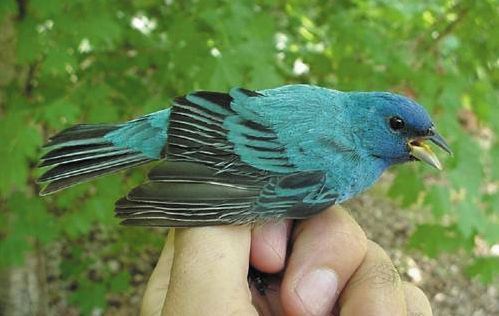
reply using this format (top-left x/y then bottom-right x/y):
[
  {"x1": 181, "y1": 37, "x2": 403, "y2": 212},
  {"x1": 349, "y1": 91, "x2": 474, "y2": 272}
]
[{"x1": 140, "y1": 206, "x2": 433, "y2": 316}]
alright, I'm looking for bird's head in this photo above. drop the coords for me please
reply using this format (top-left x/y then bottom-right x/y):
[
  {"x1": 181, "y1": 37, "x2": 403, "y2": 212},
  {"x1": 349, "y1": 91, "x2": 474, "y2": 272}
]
[{"x1": 347, "y1": 92, "x2": 452, "y2": 169}]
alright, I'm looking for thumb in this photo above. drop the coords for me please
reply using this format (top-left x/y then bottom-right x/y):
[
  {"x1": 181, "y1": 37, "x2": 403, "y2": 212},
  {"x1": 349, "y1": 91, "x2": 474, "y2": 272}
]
[{"x1": 162, "y1": 226, "x2": 257, "y2": 316}]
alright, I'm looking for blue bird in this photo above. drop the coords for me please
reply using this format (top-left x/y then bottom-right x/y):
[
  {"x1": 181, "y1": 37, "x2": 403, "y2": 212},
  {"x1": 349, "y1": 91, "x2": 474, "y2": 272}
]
[{"x1": 38, "y1": 84, "x2": 451, "y2": 226}]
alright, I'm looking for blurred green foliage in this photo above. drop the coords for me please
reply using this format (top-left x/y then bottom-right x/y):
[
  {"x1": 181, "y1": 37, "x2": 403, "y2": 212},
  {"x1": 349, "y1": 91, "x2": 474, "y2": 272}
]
[{"x1": 0, "y1": 0, "x2": 498, "y2": 313}]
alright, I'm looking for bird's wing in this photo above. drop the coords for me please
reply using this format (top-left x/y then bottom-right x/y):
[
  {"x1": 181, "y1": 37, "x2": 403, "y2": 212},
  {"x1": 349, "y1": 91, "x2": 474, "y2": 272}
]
[
  {"x1": 166, "y1": 88, "x2": 297, "y2": 176},
  {"x1": 115, "y1": 162, "x2": 336, "y2": 226},
  {"x1": 116, "y1": 87, "x2": 338, "y2": 227},
  {"x1": 115, "y1": 161, "x2": 261, "y2": 227},
  {"x1": 253, "y1": 171, "x2": 338, "y2": 219}
]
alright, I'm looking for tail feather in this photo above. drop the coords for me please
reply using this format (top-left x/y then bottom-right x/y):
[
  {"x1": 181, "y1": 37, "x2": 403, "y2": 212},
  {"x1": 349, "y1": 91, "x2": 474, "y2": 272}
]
[
  {"x1": 40, "y1": 158, "x2": 149, "y2": 195},
  {"x1": 40, "y1": 143, "x2": 116, "y2": 162},
  {"x1": 44, "y1": 124, "x2": 118, "y2": 147},
  {"x1": 39, "y1": 153, "x2": 147, "y2": 182},
  {"x1": 39, "y1": 147, "x2": 133, "y2": 167},
  {"x1": 38, "y1": 109, "x2": 170, "y2": 195},
  {"x1": 38, "y1": 124, "x2": 153, "y2": 195}
]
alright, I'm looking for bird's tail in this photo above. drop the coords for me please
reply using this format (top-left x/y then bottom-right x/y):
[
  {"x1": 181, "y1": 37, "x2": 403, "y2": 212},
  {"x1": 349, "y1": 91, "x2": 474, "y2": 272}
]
[
  {"x1": 38, "y1": 124, "x2": 151, "y2": 195},
  {"x1": 38, "y1": 109, "x2": 170, "y2": 195}
]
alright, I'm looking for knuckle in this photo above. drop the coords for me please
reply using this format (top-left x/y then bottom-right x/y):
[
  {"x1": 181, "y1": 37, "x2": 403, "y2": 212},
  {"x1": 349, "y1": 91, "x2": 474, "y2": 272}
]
[
  {"x1": 366, "y1": 240, "x2": 390, "y2": 259},
  {"x1": 349, "y1": 240, "x2": 402, "y2": 290}
]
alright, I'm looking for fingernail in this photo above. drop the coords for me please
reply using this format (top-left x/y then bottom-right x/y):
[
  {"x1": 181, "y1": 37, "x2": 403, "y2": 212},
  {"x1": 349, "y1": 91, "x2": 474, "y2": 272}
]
[{"x1": 295, "y1": 269, "x2": 338, "y2": 316}]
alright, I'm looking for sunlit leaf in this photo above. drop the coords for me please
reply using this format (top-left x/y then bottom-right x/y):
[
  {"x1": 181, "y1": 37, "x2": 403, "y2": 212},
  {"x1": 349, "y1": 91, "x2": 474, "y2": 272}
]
[
  {"x1": 69, "y1": 279, "x2": 107, "y2": 315},
  {"x1": 41, "y1": 48, "x2": 78, "y2": 76},
  {"x1": 41, "y1": 98, "x2": 81, "y2": 129},
  {"x1": 424, "y1": 185, "x2": 451, "y2": 218},
  {"x1": 465, "y1": 257, "x2": 499, "y2": 284},
  {"x1": 407, "y1": 224, "x2": 473, "y2": 257},
  {"x1": 16, "y1": 17, "x2": 43, "y2": 63},
  {"x1": 388, "y1": 166, "x2": 424, "y2": 207}
]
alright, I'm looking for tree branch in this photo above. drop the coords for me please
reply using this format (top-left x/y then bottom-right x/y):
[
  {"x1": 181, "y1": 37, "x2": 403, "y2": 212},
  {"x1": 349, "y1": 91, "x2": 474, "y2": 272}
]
[
  {"x1": 16, "y1": 0, "x2": 27, "y2": 20},
  {"x1": 24, "y1": 62, "x2": 37, "y2": 98}
]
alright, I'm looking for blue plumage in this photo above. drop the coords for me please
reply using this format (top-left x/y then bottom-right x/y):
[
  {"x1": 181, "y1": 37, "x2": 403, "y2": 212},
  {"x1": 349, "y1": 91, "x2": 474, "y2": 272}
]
[
  {"x1": 104, "y1": 109, "x2": 170, "y2": 159},
  {"x1": 38, "y1": 84, "x2": 451, "y2": 226}
]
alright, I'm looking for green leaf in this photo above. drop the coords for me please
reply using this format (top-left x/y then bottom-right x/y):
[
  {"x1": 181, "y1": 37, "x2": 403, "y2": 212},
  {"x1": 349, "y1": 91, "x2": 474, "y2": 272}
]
[
  {"x1": 208, "y1": 57, "x2": 242, "y2": 90},
  {"x1": 455, "y1": 199, "x2": 487, "y2": 238},
  {"x1": 119, "y1": 226, "x2": 164, "y2": 253},
  {"x1": 407, "y1": 224, "x2": 473, "y2": 257},
  {"x1": 0, "y1": 0, "x2": 15, "y2": 22},
  {"x1": 7, "y1": 193, "x2": 59, "y2": 244},
  {"x1": 484, "y1": 191, "x2": 499, "y2": 215},
  {"x1": 481, "y1": 221, "x2": 499, "y2": 245},
  {"x1": 77, "y1": 10, "x2": 123, "y2": 48},
  {"x1": 41, "y1": 48, "x2": 78, "y2": 76},
  {"x1": 54, "y1": 183, "x2": 89, "y2": 209},
  {"x1": 447, "y1": 134, "x2": 483, "y2": 195},
  {"x1": 30, "y1": 0, "x2": 64, "y2": 17},
  {"x1": 81, "y1": 175, "x2": 123, "y2": 225},
  {"x1": 59, "y1": 177, "x2": 122, "y2": 238},
  {"x1": 465, "y1": 257, "x2": 499, "y2": 284},
  {"x1": 424, "y1": 185, "x2": 451, "y2": 218},
  {"x1": 0, "y1": 112, "x2": 42, "y2": 196},
  {"x1": 470, "y1": 81, "x2": 493, "y2": 123},
  {"x1": 16, "y1": 17, "x2": 44, "y2": 64},
  {"x1": 446, "y1": 133, "x2": 485, "y2": 236},
  {"x1": 41, "y1": 98, "x2": 81, "y2": 129},
  {"x1": 248, "y1": 62, "x2": 282, "y2": 89},
  {"x1": 0, "y1": 192, "x2": 61, "y2": 267},
  {"x1": 87, "y1": 101, "x2": 120, "y2": 123},
  {"x1": 0, "y1": 233, "x2": 31, "y2": 267},
  {"x1": 388, "y1": 166, "x2": 424, "y2": 207},
  {"x1": 60, "y1": 205, "x2": 95, "y2": 239},
  {"x1": 82, "y1": 84, "x2": 120, "y2": 123},
  {"x1": 109, "y1": 271, "x2": 130, "y2": 293},
  {"x1": 69, "y1": 279, "x2": 107, "y2": 315},
  {"x1": 60, "y1": 246, "x2": 91, "y2": 278}
]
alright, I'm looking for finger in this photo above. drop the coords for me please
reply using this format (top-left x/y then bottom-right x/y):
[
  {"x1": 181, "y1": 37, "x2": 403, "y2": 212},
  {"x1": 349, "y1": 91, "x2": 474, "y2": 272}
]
[
  {"x1": 281, "y1": 206, "x2": 368, "y2": 316},
  {"x1": 338, "y1": 240, "x2": 406, "y2": 316},
  {"x1": 250, "y1": 220, "x2": 292, "y2": 273},
  {"x1": 250, "y1": 276, "x2": 285, "y2": 316},
  {"x1": 141, "y1": 230, "x2": 175, "y2": 316},
  {"x1": 163, "y1": 226, "x2": 258, "y2": 316},
  {"x1": 403, "y1": 282, "x2": 433, "y2": 316}
]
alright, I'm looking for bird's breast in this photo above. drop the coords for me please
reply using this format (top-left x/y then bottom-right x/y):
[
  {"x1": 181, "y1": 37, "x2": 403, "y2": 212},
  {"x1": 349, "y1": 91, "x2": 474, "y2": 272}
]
[{"x1": 323, "y1": 155, "x2": 389, "y2": 203}]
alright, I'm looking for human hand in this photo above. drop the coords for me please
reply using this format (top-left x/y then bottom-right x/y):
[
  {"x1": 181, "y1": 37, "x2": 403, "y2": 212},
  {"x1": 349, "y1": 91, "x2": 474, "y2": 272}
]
[{"x1": 140, "y1": 206, "x2": 432, "y2": 315}]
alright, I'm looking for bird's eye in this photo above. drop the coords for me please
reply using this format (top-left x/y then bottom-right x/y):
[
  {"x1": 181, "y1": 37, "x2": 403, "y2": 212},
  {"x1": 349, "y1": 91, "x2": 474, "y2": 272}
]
[{"x1": 389, "y1": 116, "x2": 405, "y2": 131}]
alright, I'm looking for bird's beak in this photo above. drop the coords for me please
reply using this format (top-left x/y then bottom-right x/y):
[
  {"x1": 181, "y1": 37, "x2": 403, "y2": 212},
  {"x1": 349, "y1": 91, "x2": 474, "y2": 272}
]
[{"x1": 408, "y1": 128, "x2": 452, "y2": 170}]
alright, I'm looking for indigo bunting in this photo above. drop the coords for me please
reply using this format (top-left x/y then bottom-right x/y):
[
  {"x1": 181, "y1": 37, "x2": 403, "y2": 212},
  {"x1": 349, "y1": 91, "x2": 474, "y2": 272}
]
[{"x1": 38, "y1": 84, "x2": 451, "y2": 226}]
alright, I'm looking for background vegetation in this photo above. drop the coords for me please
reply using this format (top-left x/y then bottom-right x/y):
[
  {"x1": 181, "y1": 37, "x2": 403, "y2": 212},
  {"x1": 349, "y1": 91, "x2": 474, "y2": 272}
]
[{"x1": 0, "y1": 0, "x2": 497, "y2": 314}]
